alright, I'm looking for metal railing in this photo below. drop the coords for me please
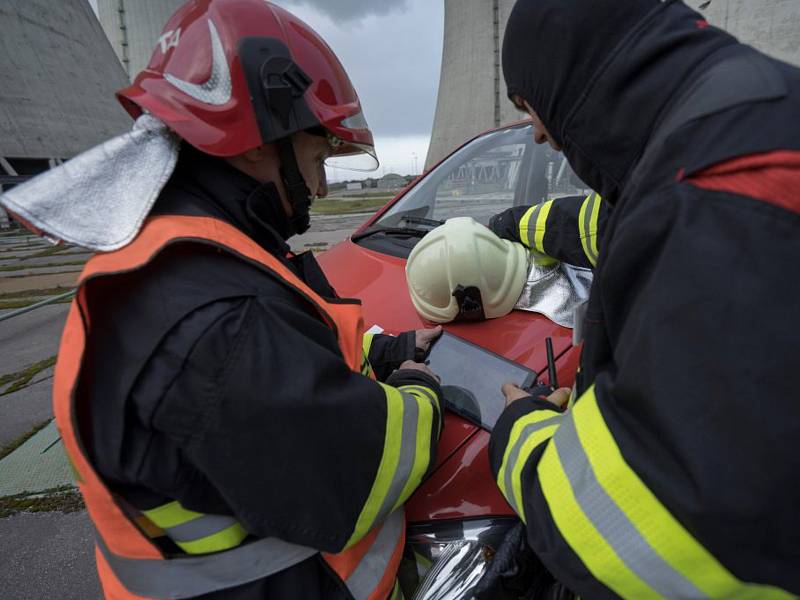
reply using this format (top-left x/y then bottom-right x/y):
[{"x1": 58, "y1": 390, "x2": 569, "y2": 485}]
[{"x1": 0, "y1": 290, "x2": 76, "y2": 323}]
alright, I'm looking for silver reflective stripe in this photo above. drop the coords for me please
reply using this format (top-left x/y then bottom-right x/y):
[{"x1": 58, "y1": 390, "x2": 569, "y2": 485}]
[
  {"x1": 373, "y1": 392, "x2": 419, "y2": 525},
  {"x1": 524, "y1": 203, "x2": 544, "y2": 247},
  {"x1": 164, "y1": 514, "x2": 240, "y2": 543},
  {"x1": 582, "y1": 194, "x2": 599, "y2": 266},
  {"x1": 96, "y1": 531, "x2": 317, "y2": 599},
  {"x1": 502, "y1": 415, "x2": 563, "y2": 516},
  {"x1": 554, "y1": 414, "x2": 704, "y2": 598},
  {"x1": 346, "y1": 509, "x2": 404, "y2": 600}
]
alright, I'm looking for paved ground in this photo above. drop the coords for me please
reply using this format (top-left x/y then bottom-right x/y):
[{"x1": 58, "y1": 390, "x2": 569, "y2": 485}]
[
  {"x1": 0, "y1": 511, "x2": 100, "y2": 599},
  {"x1": 0, "y1": 377, "x2": 53, "y2": 450},
  {"x1": 0, "y1": 304, "x2": 68, "y2": 373},
  {"x1": 0, "y1": 213, "x2": 364, "y2": 598}
]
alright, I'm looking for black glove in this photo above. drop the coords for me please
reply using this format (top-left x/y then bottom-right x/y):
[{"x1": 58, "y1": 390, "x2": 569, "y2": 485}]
[{"x1": 488, "y1": 208, "x2": 521, "y2": 243}]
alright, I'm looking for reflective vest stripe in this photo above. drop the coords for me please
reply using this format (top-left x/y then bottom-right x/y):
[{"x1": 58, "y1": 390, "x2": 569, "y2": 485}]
[
  {"x1": 361, "y1": 333, "x2": 376, "y2": 378},
  {"x1": 346, "y1": 510, "x2": 404, "y2": 600},
  {"x1": 538, "y1": 386, "x2": 795, "y2": 599},
  {"x1": 495, "y1": 410, "x2": 563, "y2": 522},
  {"x1": 346, "y1": 384, "x2": 434, "y2": 548},
  {"x1": 578, "y1": 193, "x2": 602, "y2": 267},
  {"x1": 96, "y1": 528, "x2": 318, "y2": 599}
]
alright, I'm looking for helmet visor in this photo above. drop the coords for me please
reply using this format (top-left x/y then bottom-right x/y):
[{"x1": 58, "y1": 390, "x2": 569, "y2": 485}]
[{"x1": 325, "y1": 139, "x2": 380, "y2": 172}]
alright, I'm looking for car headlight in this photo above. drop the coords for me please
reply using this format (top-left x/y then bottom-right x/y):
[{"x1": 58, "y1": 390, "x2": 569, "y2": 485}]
[{"x1": 407, "y1": 518, "x2": 517, "y2": 600}]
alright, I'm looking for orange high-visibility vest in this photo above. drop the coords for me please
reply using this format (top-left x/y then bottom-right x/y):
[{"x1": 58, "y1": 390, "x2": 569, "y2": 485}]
[{"x1": 53, "y1": 215, "x2": 405, "y2": 600}]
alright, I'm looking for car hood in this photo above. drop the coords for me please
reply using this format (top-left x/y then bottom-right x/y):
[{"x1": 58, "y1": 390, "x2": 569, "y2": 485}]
[{"x1": 317, "y1": 239, "x2": 576, "y2": 521}]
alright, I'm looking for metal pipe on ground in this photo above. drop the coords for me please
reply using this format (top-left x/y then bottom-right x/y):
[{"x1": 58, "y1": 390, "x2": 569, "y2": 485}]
[{"x1": 0, "y1": 290, "x2": 75, "y2": 323}]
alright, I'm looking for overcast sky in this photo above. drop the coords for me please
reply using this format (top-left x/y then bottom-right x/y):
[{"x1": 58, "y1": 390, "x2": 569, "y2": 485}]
[{"x1": 89, "y1": 0, "x2": 444, "y2": 181}]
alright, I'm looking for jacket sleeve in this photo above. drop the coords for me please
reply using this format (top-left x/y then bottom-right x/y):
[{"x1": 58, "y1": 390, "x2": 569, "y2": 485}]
[
  {"x1": 151, "y1": 294, "x2": 443, "y2": 553},
  {"x1": 489, "y1": 193, "x2": 607, "y2": 268},
  {"x1": 489, "y1": 183, "x2": 800, "y2": 598},
  {"x1": 361, "y1": 331, "x2": 417, "y2": 381}
]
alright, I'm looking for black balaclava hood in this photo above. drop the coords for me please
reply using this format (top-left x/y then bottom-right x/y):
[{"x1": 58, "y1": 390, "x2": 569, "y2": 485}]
[{"x1": 503, "y1": 0, "x2": 737, "y2": 203}]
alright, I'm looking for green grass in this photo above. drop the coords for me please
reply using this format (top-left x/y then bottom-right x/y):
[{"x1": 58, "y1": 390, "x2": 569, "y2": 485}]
[
  {"x1": 19, "y1": 245, "x2": 71, "y2": 260},
  {"x1": 0, "y1": 419, "x2": 52, "y2": 462},
  {"x1": 0, "y1": 356, "x2": 57, "y2": 397},
  {"x1": 311, "y1": 197, "x2": 389, "y2": 215},
  {"x1": 0, "y1": 299, "x2": 39, "y2": 310},
  {"x1": 0, "y1": 260, "x2": 86, "y2": 273},
  {"x1": 0, "y1": 486, "x2": 84, "y2": 518},
  {"x1": 0, "y1": 286, "x2": 74, "y2": 300},
  {"x1": 0, "y1": 297, "x2": 73, "y2": 310}
]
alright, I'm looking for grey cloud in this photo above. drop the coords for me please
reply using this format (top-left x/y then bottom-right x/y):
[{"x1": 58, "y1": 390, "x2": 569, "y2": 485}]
[{"x1": 279, "y1": 0, "x2": 410, "y2": 22}]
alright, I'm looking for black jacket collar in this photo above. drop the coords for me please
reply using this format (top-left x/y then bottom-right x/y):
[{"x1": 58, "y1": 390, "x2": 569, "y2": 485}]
[{"x1": 154, "y1": 144, "x2": 293, "y2": 256}]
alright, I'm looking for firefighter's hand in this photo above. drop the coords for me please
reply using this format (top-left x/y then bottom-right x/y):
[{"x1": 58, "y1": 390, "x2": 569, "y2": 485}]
[
  {"x1": 415, "y1": 326, "x2": 443, "y2": 352},
  {"x1": 502, "y1": 383, "x2": 571, "y2": 408},
  {"x1": 399, "y1": 360, "x2": 440, "y2": 382}
]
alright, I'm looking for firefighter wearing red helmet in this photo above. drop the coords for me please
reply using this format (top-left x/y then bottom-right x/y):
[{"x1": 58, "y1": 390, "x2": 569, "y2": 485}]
[{"x1": 51, "y1": 1, "x2": 443, "y2": 598}]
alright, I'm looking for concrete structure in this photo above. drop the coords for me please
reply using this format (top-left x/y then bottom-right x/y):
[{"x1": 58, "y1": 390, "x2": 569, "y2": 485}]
[
  {"x1": 426, "y1": 0, "x2": 517, "y2": 169},
  {"x1": 427, "y1": 0, "x2": 800, "y2": 169},
  {"x1": 96, "y1": 0, "x2": 186, "y2": 78},
  {"x1": 687, "y1": 0, "x2": 800, "y2": 66},
  {"x1": 0, "y1": 0, "x2": 131, "y2": 162}
]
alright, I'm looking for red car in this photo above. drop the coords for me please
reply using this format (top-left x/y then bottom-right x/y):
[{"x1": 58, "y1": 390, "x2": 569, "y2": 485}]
[{"x1": 318, "y1": 122, "x2": 589, "y2": 596}]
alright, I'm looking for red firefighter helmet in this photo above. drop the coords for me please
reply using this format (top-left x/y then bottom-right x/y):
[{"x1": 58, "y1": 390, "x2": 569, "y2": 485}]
[{"x1": 117, "y1": 0, "x2": 377, "y2": 170}]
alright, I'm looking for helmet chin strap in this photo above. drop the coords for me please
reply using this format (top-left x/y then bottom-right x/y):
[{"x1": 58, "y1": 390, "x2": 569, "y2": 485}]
[{"x1": 276, "y1": 137, "x2": 313, "y2": 236}]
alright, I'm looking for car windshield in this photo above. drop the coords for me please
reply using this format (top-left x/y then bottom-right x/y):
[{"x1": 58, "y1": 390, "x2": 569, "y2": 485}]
[{"x1": 373, "y1": 124, "x2": 591, "y2": 236}]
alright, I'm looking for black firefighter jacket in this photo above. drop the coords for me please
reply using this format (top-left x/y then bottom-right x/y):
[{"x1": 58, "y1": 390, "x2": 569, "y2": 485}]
[
  {"x1": 78, "y1": 147, "x2": 442, "y2": 599},
  {"x1": 487, "y1": 0, "x2": 800, "y2": 598}
]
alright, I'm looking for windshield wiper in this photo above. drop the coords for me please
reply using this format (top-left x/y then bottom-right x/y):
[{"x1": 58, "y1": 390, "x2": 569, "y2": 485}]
[
  {"x1": 352, "y1": 225, "x2": 432, "y2": 243},
  {"x1": 399, "y1": 216, "x2": 445, "y2": 227}
]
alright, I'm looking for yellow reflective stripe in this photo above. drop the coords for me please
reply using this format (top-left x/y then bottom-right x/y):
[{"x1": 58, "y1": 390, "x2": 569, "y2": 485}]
[
  {"x1": 390, "y1": 580, "x2": 404, "y2": 600},
  {"x1": 574, "y1": 390, "x2": 794, "y2": 599},
  {"x1": 589, "y1": 194, "x2": 602, "y2": 260},
  {"x1": 398, "y1": 385, "x2": 439, "y2": 408},
  {"x1": 518, "y1": 205, "x2": 537, "y2": 247},
  {"x1": 176, "y1": 522, "x2": 248, "y2": 555},
  {"x1": 510, "y1": 424, "x2": 560, "y2": 523},
  {"x1": 143, "y1": 500, "x2": 202, "y2": 528},
  {"x1": 400, "y1": 384, "x2": 441, "y2": 435},
  {"x1": 394, "y1": 387, "x2": 435, "y2": 512},
  {"x1": 496, "y1": 409, "x2": 562, "y2": 514},
  {"x1": 362, "y1": 333, "x2": 376, "y2": 358},
  {"x1": 361, "y1": 333, "x2": 376, "y2": 376},
  {"x1": 578, "y1": 195, "x2": 593, "y2": 264},
  {"x1": 345, "y1": 384, "x2": 405, "y2": 548},
  {"x1": 533, "y1": 199, "x2": 554, "y2": 254},
  {"x1": 539, "y1": 439, "x2": 657, "y2": 599}
]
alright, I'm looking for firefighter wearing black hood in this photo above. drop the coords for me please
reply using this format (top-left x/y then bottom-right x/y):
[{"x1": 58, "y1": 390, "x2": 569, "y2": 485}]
[{"x1": 486, "y1": 0, "x2": 800, "y2": 598}]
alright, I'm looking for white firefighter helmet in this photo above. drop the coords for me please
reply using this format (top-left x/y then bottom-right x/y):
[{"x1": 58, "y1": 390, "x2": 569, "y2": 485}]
[{"x1": 406, "y1": 217, "x2": 530, "y2": 323}]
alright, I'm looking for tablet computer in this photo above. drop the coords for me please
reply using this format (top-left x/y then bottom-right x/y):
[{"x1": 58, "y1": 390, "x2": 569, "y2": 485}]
[{"x1": 425, "y1": 332, "x2": 537, "y2": 431}]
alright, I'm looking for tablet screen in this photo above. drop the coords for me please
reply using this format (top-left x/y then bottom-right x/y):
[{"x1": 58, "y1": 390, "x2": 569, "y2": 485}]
[{"x1": 425, "y1": 332, "x2": 537, "y2": 431}]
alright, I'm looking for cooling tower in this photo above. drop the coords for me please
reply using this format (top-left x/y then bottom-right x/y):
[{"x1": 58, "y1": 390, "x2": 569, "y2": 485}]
[
  {"x1": 427, "y1": 0, "x2": 800, "y2": 170},
  {"x1": 425, "y1": 0, "x2": 518, "y2": 170},
  {"x1": 96, "y1": 0, "x2": 186, "y2": 79},
  {"x1": 0, "y1": 0, "x2": 131, "y2": 162}
]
